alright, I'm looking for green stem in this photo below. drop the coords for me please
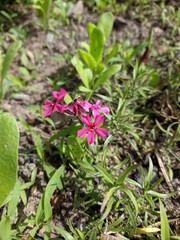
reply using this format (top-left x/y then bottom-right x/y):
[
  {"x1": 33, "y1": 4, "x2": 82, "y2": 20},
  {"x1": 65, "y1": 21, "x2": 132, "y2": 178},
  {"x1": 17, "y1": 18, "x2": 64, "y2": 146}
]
[{"x1": 0, "y1": 79, "x2": 3, "y2": 99}]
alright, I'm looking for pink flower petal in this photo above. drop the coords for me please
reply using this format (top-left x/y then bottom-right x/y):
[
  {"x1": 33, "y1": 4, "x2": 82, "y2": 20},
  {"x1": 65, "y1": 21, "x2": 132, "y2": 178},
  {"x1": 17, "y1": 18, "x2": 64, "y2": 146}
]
[
  {"x1": 95, "y1": 128, "x2": 108, "y2": 138},
  {"x1": 96, "y1": 100, "x2": 102, "y2": 107},
  {"x1": 83, "y1": 101, "x2": 92, "y2": 112},
  {"x1": 100, "y1": 106, "x2": 110, "y2": 114},
  {"x1": 52, "y1": 91, "x2": 59, "y2": 100},
  {"x1": 87, "y1": 131, "x2": 95, "y2": 144},
  {"x1": 94, "y1": 115, "x2": 104, "y2": 126},
  {"x1": 52, "y1": 88, "x2": 67, "y2": 102},
  {"x1": 81, "y1": 115, "x2": 92, "y2": 126},
  {"x1": 58, "y1": 88, "x2": 67, "y2": 100},
  {"x1": 54, "y1": 103, "x2": 63, "y2": 113},
  {"x1": 78, "y1": 128, "x2": 89, "y2": 138},
  {"x1": 43, "y1": 107, "x2": 53, "y2": 117},
  {"x1": 92, "y1": 109, "x2": 99, "y2": 118},
  {"x1": 42, "y1": 100, "x2": 53, "y2": 109}
]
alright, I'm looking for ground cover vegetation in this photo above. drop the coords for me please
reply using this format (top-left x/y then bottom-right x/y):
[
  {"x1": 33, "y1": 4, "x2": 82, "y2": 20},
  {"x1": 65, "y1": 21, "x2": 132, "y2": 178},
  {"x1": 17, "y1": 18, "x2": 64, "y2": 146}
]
[{"x1": 0, "y1": 0, "x2": 179, "y2": 239}]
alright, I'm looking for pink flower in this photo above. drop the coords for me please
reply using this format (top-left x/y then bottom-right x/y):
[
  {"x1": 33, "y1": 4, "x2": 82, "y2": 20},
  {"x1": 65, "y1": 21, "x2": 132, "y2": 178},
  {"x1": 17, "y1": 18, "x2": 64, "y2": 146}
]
[
  {"x1": 78, "y1": 115, "x2": 108, "y2": 144},
  {"x1": 66, "y1": 97, "x2": 92, "y2": 116},
  {"x1": 52, "y1": 88, "x2": 67, "y2": 102},
  {"x1": 42, "y1": 88, "x2": 67, "y2": 117},
  {"x1": 42, "y1": 100, "x2": 64, "y2": 117},
  {"x1": 90, "y1": 100, "x2": 109, "y2": 118}
]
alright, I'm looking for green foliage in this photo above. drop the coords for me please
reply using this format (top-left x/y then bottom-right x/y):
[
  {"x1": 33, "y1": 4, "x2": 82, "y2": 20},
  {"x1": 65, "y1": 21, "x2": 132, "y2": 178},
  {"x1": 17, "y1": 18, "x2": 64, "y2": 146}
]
[
  {"x1": 0, "y1": 40, "x2": 22, "y2": 99},
  {"x1": 32, "y1": 0, "x2": 52, "y2": 31},
  {"x1": 0, "y1": 216, "x2": 16, "y2": 240},
  {"x1": 72, "y1": 12, "x2": 121, "y2": 97},
  {"x1": 160, "y1": 199, "x2": 170, "y2": 240},
  {"x1": 0, "y1": 113, "x2": 19, "y2": 207}
]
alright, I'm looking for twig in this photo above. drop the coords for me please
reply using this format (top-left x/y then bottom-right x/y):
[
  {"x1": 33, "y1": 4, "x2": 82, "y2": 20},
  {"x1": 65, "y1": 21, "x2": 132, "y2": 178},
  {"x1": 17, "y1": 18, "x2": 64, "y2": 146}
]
[{"x1": 155, "y1": 151, "x2": 175, "y2": 192}]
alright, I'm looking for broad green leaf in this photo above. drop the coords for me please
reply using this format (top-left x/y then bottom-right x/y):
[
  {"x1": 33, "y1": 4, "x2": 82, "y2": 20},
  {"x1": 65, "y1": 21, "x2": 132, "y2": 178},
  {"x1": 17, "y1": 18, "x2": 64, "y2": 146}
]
[
  {"x1": 90, "y1": 27, "x2": 104, "y2": 63},
  {"x1": 0, "y1": 113, "x2": 19, "y2": 207},
  {"x1": 43, "y1": 0, "x2": 52, "y2": 17},
  {"x1": 160, "y1": 199, "x2": 170, "y2": 240},
  {"x1": 78, "y1": 49, "x2": 97, "y2": 70},
  {"x1": 71, "y1": 57, "x2": 89, "y2": 88},
  {"x1": 94, "y1": 64, "x2": 121, "y2": 90},
  {"x1": 64, "y1": 93, "x2": 72, "y2": 104},
  {"x1": 87, "y1": 23, "x2": 96, "y2": 42},
  {"x1": 97, "y1": 12, "x2": 114, "y2": 42},
  {"x1": 1, "y1": 41, "x2": 22, "y2": 81},
  {"x1": 79, "y1": 86, "x2": 92, "y2": 93}
]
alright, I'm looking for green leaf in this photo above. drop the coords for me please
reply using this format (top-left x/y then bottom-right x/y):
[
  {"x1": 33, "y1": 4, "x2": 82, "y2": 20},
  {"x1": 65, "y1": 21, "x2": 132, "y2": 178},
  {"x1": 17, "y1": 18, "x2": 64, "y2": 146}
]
[
  {"x1": 71, "y1": 57, "x2": 90, "y2": 88},
  {"x1": 97, "y1": 12, "x2": 114, "y2": 42},
  {"x1": 0, "y1": 216, "x2": 12, "y2": 240},
  {"x1": 7, "y1": 180, "x2": 21, "y2": 220},
  {"x1": 1, "y1": 41, "x2": 22, "y2": 81},
  {"x1": 121, "y1": 186, "x2": 139, "y2": 216},
  {"x1": 94, "y1": 64, "x2": 121, "y2": 90},
  {"x1": 95, "y1": 165, "x2": 114, "y2": 185},
  {"x1": 52, "y1": 225, "x2": 74, "y2": 240},
  {"x1": 160, "y1": 199, "x2": 170, "y2": 240},
  {"x1": 90, "y1": 27, "x2": 104, "y2": 63},
  {"x1": 87, "y1": 23, "x2": 96, "y2": 42},
  {"x1": 117, "y1": 163, "x2": 140, "y2": 184},
  {"x1": 78, "y1": 49, "x2": 97, "y2": 70},
  {"x1": 67, "y1": 136, "x2": 83, "y2": 160},
  {"x1": 0, "y1": 113, "x2": 19, "y2": 207},
  {"x1": 43, "y1": 165, "x2": 64, "y2": 221},
  {"x1": 147, "y1": 190, "x2": 177, "y2": 198},
  {"x1": 79, "y1": 86, "x2": 92, "y2": 93}
]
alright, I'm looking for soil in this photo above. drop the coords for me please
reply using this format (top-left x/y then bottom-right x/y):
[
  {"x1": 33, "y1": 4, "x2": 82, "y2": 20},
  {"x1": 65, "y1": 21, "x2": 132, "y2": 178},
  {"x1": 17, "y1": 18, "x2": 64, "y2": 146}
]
[{"x1": 0, "y1": 1, "x2": 179, "y2": 239}]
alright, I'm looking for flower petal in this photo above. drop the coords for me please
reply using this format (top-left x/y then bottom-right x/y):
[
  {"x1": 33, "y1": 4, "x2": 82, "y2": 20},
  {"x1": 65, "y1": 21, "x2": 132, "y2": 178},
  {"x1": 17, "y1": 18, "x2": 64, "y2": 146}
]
[
  {"x1": 52, "y1": 88, "x2": 67, "y2": 102},
  {"x1": 94, "y1": 115, "x2": 104, "y2": 126},
  {"x1": 96, "y1": 100, "x2": 102, "y2": 107},
  {"x1": 95, "y1": 127, "x2": 108, "y2": 138},
  {"x1": 78, "y1": 128, "x2": 89, "y2": 138},
  {"x1": 54, "y1": 103, "x2": 63, "y2": 113},
  {"x1": 42, "y1": 100, "x2": 53, "y2": 109},
  {"x1": 87, "y1": 130, "x2": 95, "y2": 144},
  {"x1": 83, "y1": 101, "x2": 92, "y2": 112},
  {"x1": 58, "y1": 88, "x2": 67, "y2": 100},
  {"x1": 52, "y1": 91, "x2": 59, "y2": 100},
  {"x1": 81, "y1": 115, "x2": 92, "y2": 126},
  {"x1": 43, "y1": 107, "x2": 53, "y2": 117},
  {"x1": 92, "y1": 109, "x2": 99, "y2": 118},
  {"x1": 100, "y1": 106, "x2": 110, "y2": 114}
]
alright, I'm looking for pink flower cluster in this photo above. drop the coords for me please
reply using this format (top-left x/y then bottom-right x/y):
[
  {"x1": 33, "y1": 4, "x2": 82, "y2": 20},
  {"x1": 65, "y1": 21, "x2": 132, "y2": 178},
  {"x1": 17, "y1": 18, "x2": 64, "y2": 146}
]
[{"x1": 42, "y1": 88, "x2": 109, "y2": 144}]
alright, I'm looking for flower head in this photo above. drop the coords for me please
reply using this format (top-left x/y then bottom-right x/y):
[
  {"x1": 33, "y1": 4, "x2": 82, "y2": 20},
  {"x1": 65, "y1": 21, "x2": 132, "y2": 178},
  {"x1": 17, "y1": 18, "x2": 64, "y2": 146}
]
[
  {"x1": 42, "y1": 88, "x2": 67, "y2": 117},
  {"x1": 78, "y1": 115, "x2": 108, "y2": 144},
  {"x1": 66, "y1": 97, "x2": 92, "y2": 116},
  {"x1": 90, "y1": 100, "x2": 109, "y2": 118}
]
